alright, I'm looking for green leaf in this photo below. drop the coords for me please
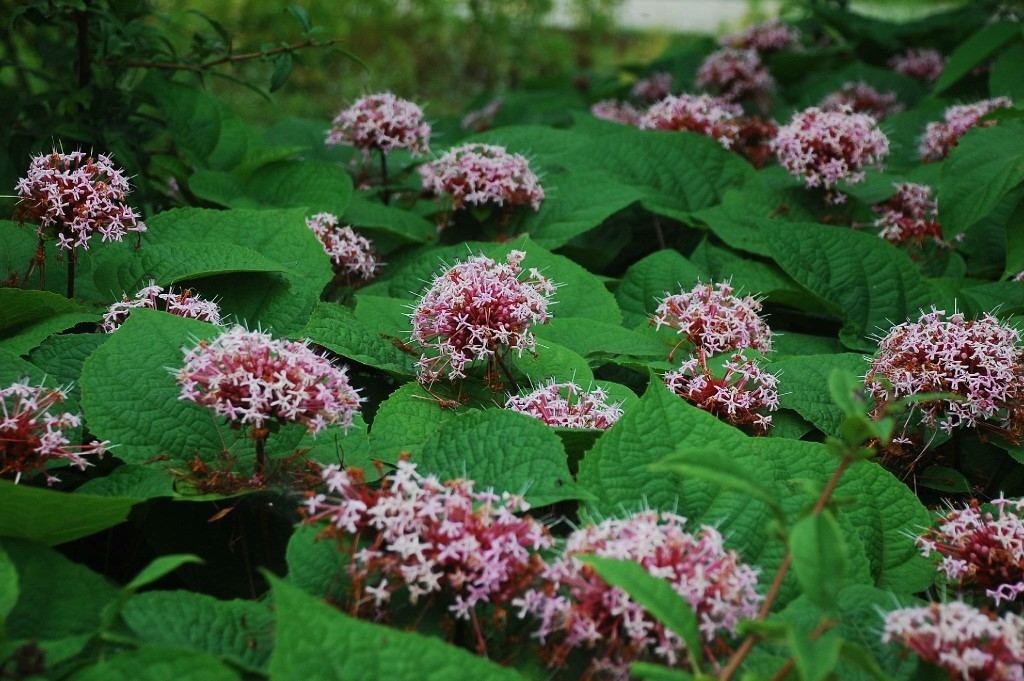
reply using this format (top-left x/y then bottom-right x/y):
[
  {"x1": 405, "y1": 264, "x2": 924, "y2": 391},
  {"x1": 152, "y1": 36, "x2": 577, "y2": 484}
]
[
  {"x1": 630, "y1": 663, "x2": 696, "y2": 681},
  {"x1": 511, "y1": 338, "x2": 593, "y2": 385},
  {"x1": 121, "y1": 591, "x2": 274, "y2": 672},
  {"x1": 533, "y1": 317, "x2": 669, "y2": 360},
  {"x1": 616, "y1": 250, "x2": 707, "y2": 328},
  {"x1": 300, "y1": 302, "x2": 418, "y2": 376},
  {"x1": 68, "y1": 644, "x2": 241, "y2": 681},
  {"x1": 939, "y1": 120, "x2": 1024, "y2": 239},
  {"x1": 126, "y1": 555, "x2": 203, "y2": 592},
  {"x1": 934, "y1": 21, "x2": 1021, "y2": 94},
  {"x1": 0, "y1": 289, "x2": 99, "y2": 355},
  {"x1": 76, "y1": 464, "x2": 180, "y2": 499},
  {"x1": 770, "y1": 354, "x2": 870, "y2": 435},
  {"x1": 28, "y1": 333, "x2": 108, "y2": 399},
  {"x1": 918, "y1": 465, "x2": 972, "y2": 493},
  {"x1": 369, "y1": 383, "x2": 462, "y2": 463},
  {"x1": 0, "y1": 544, "x2": 18, "y2": 623},
  {"x1": 652, "y1": 448, "x2": 782, "y2": 519},
  {"x1": 581, "y1": 555, "x2": 704, "y2": 674},
  {"x1": 285, "y1": 523, "x2": 349, "y2": 602},
  {"x1": 269, "y1": 51, "x2": 294, "y2": 92},
  {"x1": 343, "y1": 194, "x2": 436, "y2": 244},
  {"x1": 787, "y1": 629, "x2": 843, "y2": 681},
  {"x1": 269, "y1": 575, "x2": 527, "y2": 680},
  {"x1": 246, "y1": 159, "x2": 354, "y2": 217},
  {"x1": 419, "y1": 408, "x2": 581, "y2": 507},
  {"x1": 763, "y1": 223, "x2": 934, "y2": 350},
  {"x1": 0, "y1": 220, "x2": 38, "y2": 285},
  {"x1": 0, "y1": 481, "x2": 139, "y2": 546},
  {"x1": 789, "y1": 511, "x2": 848, "y2": 612},
  {"x1": 990, "y1": 42, "x2": 1024, "y2": 100}
]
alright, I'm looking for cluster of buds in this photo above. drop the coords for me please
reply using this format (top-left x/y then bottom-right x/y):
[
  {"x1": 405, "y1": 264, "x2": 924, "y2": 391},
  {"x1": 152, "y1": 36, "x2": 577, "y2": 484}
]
[
  {"x1": 505, "y1": 380, "x2": 624, "y2": 430},
  {"x1": 664, "y1": 356, "x2": 779, "y2": 435},
  {"x1": 871, "y1": 182, "x2": 946, "y2": 249},
  {"x1": 411, "y1": 250, "x2": 556, "y2": 386},
  {"x1": 14, "y1": 150, "x2": 146, "y2": 252},
  {"x1": 695, "y1": 48, "x2": 776, "y2": 108},
  {"x1": 514, "y1": 511, "x2": 762, "y2": 678},
  {"x1": 305, "y1": 213, "x2": 381, "y2": 283},
  {"x1": 590, "y1": 100, "x2": 643, "y2": 126},
  {"x1": 720, "y1": 19, "x2": 801, "y2": 53},
  {"x1": 0, "y1": 382, "x2": 109, "y2": 484},
  {"x1": 652, "y1": 281, "x2": 773, "y2": 358},
  {"x1": 920, "y1": 98, "x2": 1013, "y2": 162},
  {"x1": 326, "y1": 93, "x2": 431, "y2": 157},
  {"x1": 461, "y1": 98, "x2": 503, "y2": 132},
  {"x1": 631, "y1": 72, "x2": 674, "y2": 102},
  {"x1": 735, "y1": 115, "x2": 778, "y2": 168},
  {"x1": 883, "y1": 602, "x2": 1024, "y2": 681},
  {"x1": 639, "y1": 94, "x2": 744, "y2": 149},
  {"x1": 918, "y1": 497, "x2": 1024, "y2": 606},
  {"x1": 101, "y1": 281, "x2": 221, "y2": 333},
  {"x1": 176, "y1": 326, "x2": 362, "y2": 436},
  {"x1": 303, "y1": 461, "x2": 552, "y2": 624},
  {"x1": 772, "y1": 105, "x2": 890, "y2": 203},
  {"x1": 889, "y1": 48, "x2": 946, "y2": 82},
  {"x1": 419, "y1": 143, "x2": 545, "y2": 212},
  {"x1": 819, "y1": 81, "x2": 903, "y2": 120},
  {"x1": 866, "y1": 308, "x2": 1024, "y2": 441}
]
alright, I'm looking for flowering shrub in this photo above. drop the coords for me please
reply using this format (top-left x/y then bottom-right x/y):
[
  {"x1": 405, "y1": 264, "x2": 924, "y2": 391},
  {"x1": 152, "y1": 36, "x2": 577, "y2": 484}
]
[
  {"x1": 819, "y1": 81, "x2": 903, "y2": 119},
  {"x1": 419, "y1": 143, "x2": 545, "y2": 212},
  {"x1": 101, "y1": 281, "x2": 221, "y2": 332},
  {"x1": 663, "y1": 356, "x2": 779, "y2": 435},
  {"x1": 883, "y1": 603, "x2": 1024, "y2": 681},
  {"x1": 872, "y1": 182, "x2": 946, "y2": 249},
  {"x1": 0, "y1": 382, "x2": 108, "y2": 484},
  {"x1": 772, "y1": 105, "x2": 889, "y2": 203},
  {"x1": 652, "y1": 281, "x2": 772, "y2": 358},
  {"x1": 639, "y1": 94, "x2": 742, "y2": 149},
  {"x1": 505, "y1": 380, "x2": 623, "y2": 429},
  {"x1": 920, "y1": 98, "x2": 1013, "y2": 161},
  {"x1": 889, "y1": 48, "x2": 946, "y2": 81},
  {"x1": 411, "y1": 250, "x2": 556, "y2": 385},
  {"x1": 695, "y1": 48, "x2": 775, "y2": 107},
  {"x1": 719, "y1": 19, "x2": 800, "y2": 52},
  {"x1": 326, "y1": 92, "x2": 431, "y2": 157},
  {"x1": 305, "y1": 212, "x2": 380, "y2": 282},
  {"x1": 515, "y1": 511, "x2": 761, "y2": 677}
]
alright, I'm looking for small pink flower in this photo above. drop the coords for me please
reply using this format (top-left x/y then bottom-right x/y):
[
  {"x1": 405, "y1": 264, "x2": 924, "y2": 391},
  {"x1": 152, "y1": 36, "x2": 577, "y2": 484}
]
[
  {"x1": 461, "y1": 98, "x2": 503, "y2": 132},
  {"x1": 920, "y1": 98, "x2": 1013, "y2": 162},
  {"x1": 176, "y1": 326, "x2": 362, "y2": 435},
  {"x1": 419, "y1": 143, "x2": 545, "y2": 212},
  {"x1": 720, "y1": 19, "x2": 801, "y2": 53},
  {"x1": 1014, "y1": 272, "x2": 1024, "y2": 283},
  {"x1": 14, "y1": 149, "x2": 146, "y2": 251},
  {"x1": 866, "y1": 308, "x2": 1024, "y2": 440},
  {"x1": 652, "y1": 280, "x2": 773, "y2": 358},
  {"x1": 917, "y1": 497, "x2": 1024, "y2": 606},
  {"x1": 772, "y1": 106, "x2": 889, "y2": 203},
  {"x1": 514, "y1": 511, "x2": 762, "y2": 677},
  {"x1": 305, "y1": 212, "x2": 381, "y2": 282},
  {"x1": 304, "y1": 461, "x2": 552, "y2": 622},
  {"x1": 0, "y1": 382, "x2": 109, "y2": 484},
  {"x1": 326, "y1": 92, "x2": 431, "y2": 157},
  {"x1": 819, "y1": 81, "x2": 903, "y2": 120},
  {"x1": 591, "y1": 100, "x2": 643, "y2": 126},
  {"x1": 102, "y1": 280, "x2": 221, "y2": 333},
  {"x1": 695, "y1": 48, "x2": 776, "y2": 108},
  {"x1": 631, "y1": 72, "x2": 674, "y2": 102},
  {"x1": 889, "y1": 48, "x2": 946, "y2": 82},
  {"x1": 664, "y1": 355, "x2": 779, "y2": 435},
  {"x1": 883, "y1": 602, "x2": 1024, "y2": 681},
  {"x1": 872, "y1": 182, "x2": 945, "y2": 249},
  {"x1": 411, "y1": 250, "x2": 556, "y2": 385},
  {"x1": 639, "y1": 94, "x2": 743, "y2": 149},
  {"x1": 505, "y1": 380, "x2": 623, "y2": 430}
]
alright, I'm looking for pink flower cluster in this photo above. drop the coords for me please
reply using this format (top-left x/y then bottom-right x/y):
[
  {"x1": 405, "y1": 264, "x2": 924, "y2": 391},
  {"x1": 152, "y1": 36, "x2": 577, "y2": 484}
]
[
  {"x1": 920, "y1": 98, "x2": 1013, "y2": 162},
  {"x1": 0, "y1": 382, "x2": 109, "y2": 484},
  {"x1": 177, "y1": 326, "x2": 362, "y2": 435},
  {"x1": 695, "y1": 48, "x2": 776, "y2": 107},
  {"x1": 326, "y1": 93, "x2": 431, "y2": 157},
  {"x1": 866, "y1": 308, "x2": 1024, "y2": 439},
  {"x1": 918, "y1": 497, "x2": 1024, "y2": 606},
  {"x1": 505, "y1": 380, "x2": 624, "y2": 430},
  {"x1": 883, "y1": 602, "x2": 1024, "y2": 681},
  {"x1": 591, "y1": 100, "x2": 642, "y2": 126},
  {"x1": 14, "y1": 150, "x2": 146, "y2": 251},
  {"x1": 305, "y1": 213, "x2": 380, "y2": 282},
  {"x1": 102, "y1": 281, "x2": 221, "y2": 333},
  {"x1": 720, "y1": 19, "x2": 801, "y2": 53},
  {"x1": 872, "y1": 182, "x2": 945, "y2": 248},
  {"x1": 461, "y1": 98, "x2": 503, "y2": 132},
  {"x1": 652, "y1": 281, "x2": 773, "y2": 357},
  {"x1": 631, "y1": 72, "x2": 674, "y2": 102},
  {"x1": 419, "y1": 143, "x2": 545, "y2": 212},
  {"x1": 889, "y1": 48, "x2": 946, "y2": 82},
  {"x1": 514, "y1": 511, "x2": 762, "y2": 677},
  {"x1": 772, "y1": 106, "x2": 889, "y2": 203},
  {"x1": 304, "y1": 461, "x2": 552, "y2": 621},
  {"x1": 411, "y1": 250, "x2": 556, "y2": 384},
  {"x1": 819, "y1": 81, "x2": 903, "y2": 120},
  {"x1": 664, "y1": 355, "x2": 780, "y2": 435},
  {"x1": 639, "y1": 94, "x2": 744, "y2": 149}
]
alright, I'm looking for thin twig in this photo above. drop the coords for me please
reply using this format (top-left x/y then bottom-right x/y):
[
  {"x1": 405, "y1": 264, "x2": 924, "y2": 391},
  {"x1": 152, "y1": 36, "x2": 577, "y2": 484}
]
[{"x1": 103, "y1": 37, "x2": 342, "y2": 72}]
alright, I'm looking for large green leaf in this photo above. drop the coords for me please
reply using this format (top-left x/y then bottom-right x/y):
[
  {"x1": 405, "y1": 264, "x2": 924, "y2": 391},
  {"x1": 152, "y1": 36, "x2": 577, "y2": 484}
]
[
  {"x1": 615, "y1": 250, "x2": 707, "y2": 328},
  {"x1": 244, "y1": 159, "x2": 354, "y2": 217},
  {"x1": 269, "y1": 576, "x2": 527, "y2": 680},
  {"x1": 68, "y1": 645, "x2": 241, "y2": 681},
  {"x1": 0, "y1": 544, "x2": 19, "y2": 624},
  {"x1": 533, "y1": 317, "x2": 668, "y2": 360},
  {"x1": 0, "y1": 481, "x2": 139, "y2": 546},
  {"x1": 28, "y1": 333, "x2": 108, "y2": 399},
  {"x1": 789, "y1": 511, "x2": 849, "y2": 612},
  {"x1": 771, "y1": 354, "x2": 871, "y2": 435},
  {"x1": 933, "y1": 20, "x2": 1021, "y2": 94},
  {"x1": 300, "y1": 302, "x2": 418, "y2": 376},
  {"x1": 368, "y1": 383, "x2": 462, "y2": 464},
  {"x1": 419, "y1": 408, "x2": 582, "y2": 507},
  {"x1": 0, "y1": 288, "x2": 99, "y2": 355},
  {"x1": 343, "y1": 194, "x2": 436, "y2": 245},
  {"x1": 284, "y1": 524, "x2": 349, "y2": 602},
  {"x1": 0, "y1": 220, "x2": 37, "y2": 285}
]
